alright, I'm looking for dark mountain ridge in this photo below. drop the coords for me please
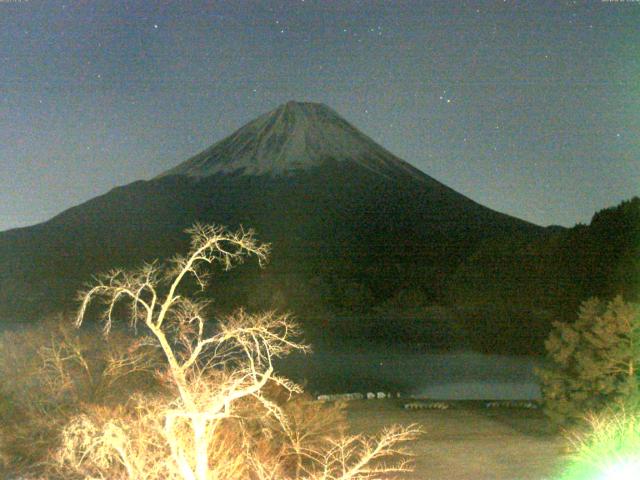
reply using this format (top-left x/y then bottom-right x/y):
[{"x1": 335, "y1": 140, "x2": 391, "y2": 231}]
[{"x1": 449, "y1": 196, "x2": 640, "y2": 349}]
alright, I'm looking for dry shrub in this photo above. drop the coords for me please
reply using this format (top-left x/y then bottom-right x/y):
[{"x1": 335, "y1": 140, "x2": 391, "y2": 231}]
[
  {"x1": 54, "y1": 224, "x2": 421, "y2": 480},
  {"x1": 0, "y1": 315, "x2": 161, "y2": 477},
  {"x1": 55, "y1": 387, "x2": 347, "y2": 480},
  {"x1": 1, "y1": 224, "x2": 420, "y2": 479},
  {"x1": 56, "y1": 392, "x2": 416, "y2": 480}
]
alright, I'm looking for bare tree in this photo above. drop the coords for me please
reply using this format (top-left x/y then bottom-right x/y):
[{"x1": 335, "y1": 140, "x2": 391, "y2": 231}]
[{"x1": 62, "y1": 224, "x2": 420, "y2": 480}]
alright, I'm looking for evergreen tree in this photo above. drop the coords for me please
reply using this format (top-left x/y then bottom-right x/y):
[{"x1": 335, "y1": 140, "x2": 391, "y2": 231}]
[{"x1": 537, "y1": 296, "x2": 640, "y2": 426}]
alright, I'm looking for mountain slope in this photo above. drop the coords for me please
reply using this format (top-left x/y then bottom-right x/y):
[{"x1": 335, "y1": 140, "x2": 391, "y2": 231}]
[
  {"x1": 0, "y1": 101, "x2": 550, "y2": 352},
  {"x1": 450, "y1": 197, "x2": 640, "y2": 318}
]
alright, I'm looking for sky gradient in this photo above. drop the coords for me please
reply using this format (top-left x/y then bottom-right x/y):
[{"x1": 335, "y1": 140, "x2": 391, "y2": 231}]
[{"x1": 1, "y1": 0, "x2": 639, "y2": 231}]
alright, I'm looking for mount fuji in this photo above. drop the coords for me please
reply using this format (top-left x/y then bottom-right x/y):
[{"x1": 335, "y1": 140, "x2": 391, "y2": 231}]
[
  {"x1": 161, "y1": 101, "x2": 431, "y2": 181},
  {"x1": 0, "y1": 101, "x2": 549, "y2": 349}
]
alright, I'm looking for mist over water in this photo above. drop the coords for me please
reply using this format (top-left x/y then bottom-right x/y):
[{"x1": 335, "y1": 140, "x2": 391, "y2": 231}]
[
  {"x1": 0, "y1": 321, "x2": 543, "y2": 400},
  {"x1": 277, "y1": 344, "x2": 544, "y2": 400}
]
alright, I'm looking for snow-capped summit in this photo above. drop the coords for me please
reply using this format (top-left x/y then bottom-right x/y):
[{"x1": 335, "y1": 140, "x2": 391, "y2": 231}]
[{"x1": 159, "y1": 101, "x2": 425, "y2": 180}]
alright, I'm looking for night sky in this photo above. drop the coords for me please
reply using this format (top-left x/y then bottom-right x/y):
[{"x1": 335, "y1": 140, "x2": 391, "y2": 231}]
[{"x1": 1, "y1": 0, "x2": 638, "y2": 232}]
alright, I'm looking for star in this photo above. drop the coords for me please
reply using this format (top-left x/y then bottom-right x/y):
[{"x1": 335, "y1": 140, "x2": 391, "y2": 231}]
[{"x1": 154, "y1": 24, "x2": 158, "y2": 29}]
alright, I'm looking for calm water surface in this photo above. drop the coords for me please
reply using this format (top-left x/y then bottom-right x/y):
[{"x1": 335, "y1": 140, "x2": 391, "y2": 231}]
[{"x1": 276, "y1": 343, "x2": 544, "y2": 400}]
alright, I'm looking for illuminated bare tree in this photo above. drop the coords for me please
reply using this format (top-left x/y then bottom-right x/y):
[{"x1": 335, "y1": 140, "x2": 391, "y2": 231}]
[{"x1": 64, "y1": 224, "x2": 419, "y2": 480}]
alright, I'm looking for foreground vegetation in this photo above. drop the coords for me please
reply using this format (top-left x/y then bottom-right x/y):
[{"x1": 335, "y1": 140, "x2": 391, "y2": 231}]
[
  {"x1": 537, "y1": 294, "x2": 640, "y2": 478},
  {"x1": 0, "y1": 224, "x2": 419, "y2": 479},
  {"x1": 2, "y1": 219, "x2": 639, "y2": 478},
  {"x1": 559, "y1": 405, "x2": 640, "y2": 480},
  {"x1": 537, "y1": 296, "x2": 640, "y2": 426}
]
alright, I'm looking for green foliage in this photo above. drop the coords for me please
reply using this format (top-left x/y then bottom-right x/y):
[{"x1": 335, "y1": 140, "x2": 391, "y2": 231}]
[
  {"x1": 558, "y1": 404, "x2": 640, "y2": 480},
  {"x1": 537, "y1": 296, "x2": 640, "y2": 426}
]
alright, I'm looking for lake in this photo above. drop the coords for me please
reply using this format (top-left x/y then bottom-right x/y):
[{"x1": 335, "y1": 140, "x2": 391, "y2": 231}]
[{"x1": 276, "y1": 343, "x2": 544, "y2": 400}]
